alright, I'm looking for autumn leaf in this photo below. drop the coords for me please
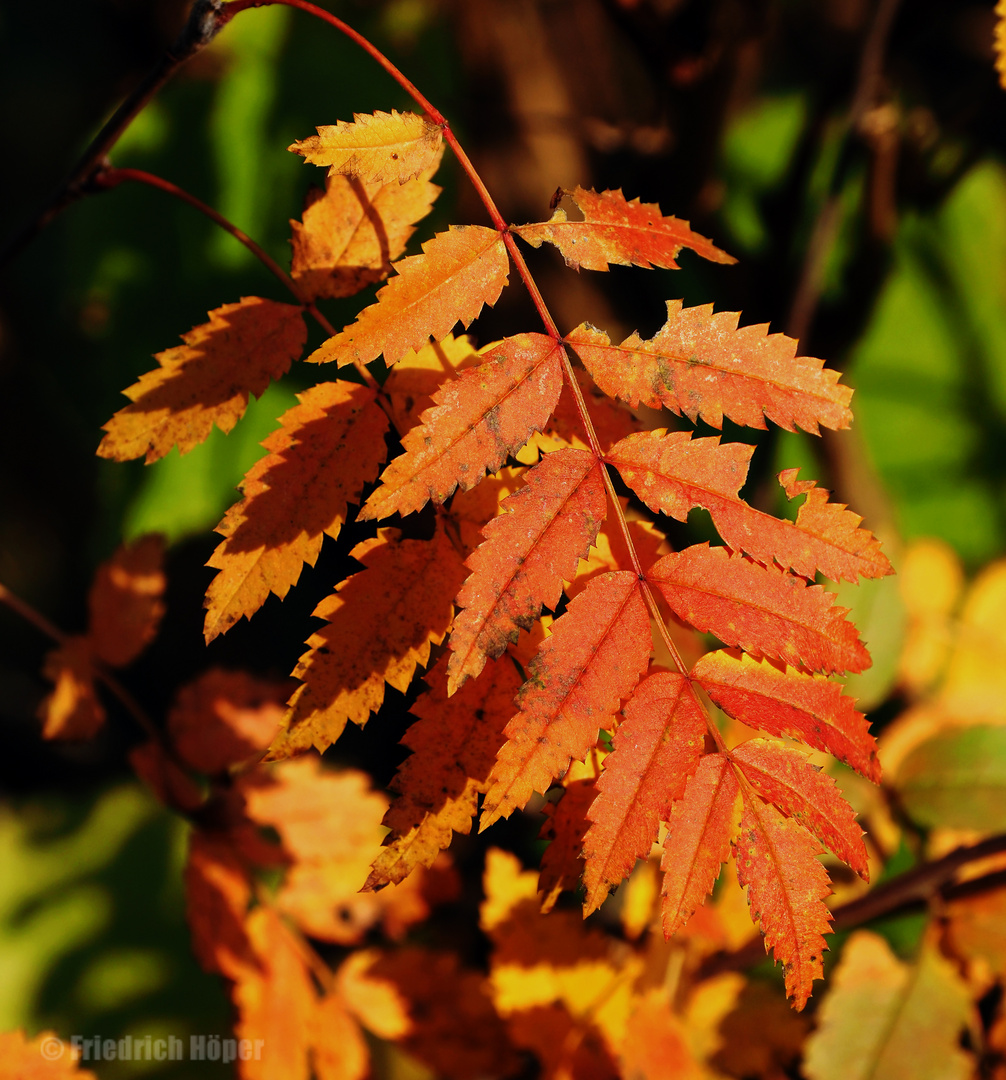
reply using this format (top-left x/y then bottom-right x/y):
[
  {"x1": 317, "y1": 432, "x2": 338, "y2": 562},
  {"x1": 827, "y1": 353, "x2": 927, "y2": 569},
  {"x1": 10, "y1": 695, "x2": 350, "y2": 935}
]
[
  {"x1": 360, "y1": 334, "x2": 565, "y2": 521},
  {"x1": 567, "y1": 301, "x2": 853, "y2": 432},
  {"x1": 660, "y1": 752, "x2": 740, "y2": 936},
  {"x1": 734, "y1": 794, "x2": 833, "y2": 1009},
  {"x1": 513, "y1": 186, "x2": 735, "y2": 271},
  {"x1": 367, "y1": 651, "x2": 523, "y2": 889},
  {"x1": 184, "y1": 832, "x2": 254, "y2": 979},
  {"x1": 803, "y1": 932, "x2": 975, "y2": 1080},
  {"x1": 581, "y1": 671, "x2": 707, "y2": 913},
  {"x1": 606, "y1": 430, "x2": 891, "y2": 582},
  {"x1": 537, "y1": 776, "x2": 597, "y2": 912},
  {"x1": 620, "y1": 990, "x2": 704, "y2": 1080},
  {"x1": 271, "y1": 524, "x2": 466, "y2": 758},
  {"x1": 648, "y1": 544, "x2": 870, "y2": 675},
  {"x1": 290, "y1": 148, "x2": 442, "y2": 300},
  {"x1": 448, "y1": 446, "x2": 607, "y2": 693},
  {"x1": 382, "y1": 333, "x2": 481, "y2": 434},
  {"x1": 730, "y1": 739, "x2": 869, "y2": 879},
  {"x1": 306, "y1": 226, "x2": 509, "y2": 367},
  {"x1": 168, "y1": 668, "x2": 287, "y2": 774},
  {"x1": 481, "y1": 571, "x2": 651, "y2": 827},
  {"x1": 289, "y1": 110, "x2": 443, "y2": 185},
  {"x1": 87, "y1": 534, "x2": 166, "y2": 666},
  {"x1": 692, "y1": 649, "x2": 879, "y2": 781},
  {"x1": 37, "y1": 637, "x2": 104, "y2": 740},
  {"x1": 98, "y1": 297, "x2": 306, "y2": 463},
  {"x1": 203, "y1": 382, "x2": 389, "y2": 642}
]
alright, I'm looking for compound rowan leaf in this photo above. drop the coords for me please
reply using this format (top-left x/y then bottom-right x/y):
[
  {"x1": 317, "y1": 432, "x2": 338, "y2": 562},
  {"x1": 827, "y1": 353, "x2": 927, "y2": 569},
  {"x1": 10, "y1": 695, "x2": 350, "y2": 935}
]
[
  {"x1": 270, "y1": 524, "x2": 466, "y2": 758},
  {"x1": 734, "y1": 794, "x2": 833, "y2": 1009},
  {"x1": 290, "y1": 148, "x2": 442, "y2": 300},
  {"x1": 0, "y1": 1030, "x2": 98, "y2": 1079},
  {"x1": 660, "y1": 752, "x2": 740, "y2": 936},
  {"x1": 88, "y1": 534, "x2": 166, "y2": 666},
  {"x1": 481, "y1": 571, "x2": 651, "y2": 828},
  {"x1": 307, "y1": 226, "x2": 509, "y2": 367},
  {"x1": 606, "y1": 430, "x2": 891, "y2": 582},
  {"x1": 537, "y1": 777, "x2": 597, "y2": 913},
  {"x1": 367, "y1": 652, "x2": 523, "y2": 889},
  {"x1": 567, "y1": 301, "x2": 853, "y2": 433},
  {"x1": 448, "y1": 447, "x2": 607, "y2": 694},
  {"x1": 513, "y1": 186, "x2": 735, "y2": 271},
  {"x1": 581, "y1": 672, "x2": 706, "y2": 914},
  {"x1": 803, "y1": 932, "x2": 975, "y2": 1080},
  {"x1": 694, "y1": 650, "x2": 878, "y2": 782},
  {"x1": 98, "y1": 297, "x2": 306, "y2": 463},
  {"x1": 730, "y1": 739, "x2": 869, "y2": 879},
  {"x1": 203, "y1": 382, "x2": 389, "y2": 642},
  {"x1": 648, "y1": 544, "x2": 870, "y2": 675},
  {"x1": 360, "y1": 334, "x2": 564, "y2": 520},
  {"x1": 289, "y1": 110, "x2": 443, "y2": 185}
]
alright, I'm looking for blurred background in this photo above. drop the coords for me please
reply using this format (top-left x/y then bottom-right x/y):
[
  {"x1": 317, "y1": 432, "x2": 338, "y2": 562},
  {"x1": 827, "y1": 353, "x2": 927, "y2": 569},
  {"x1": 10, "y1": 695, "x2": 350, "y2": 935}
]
[{"x1": 1, "y1": 0, "x2": 1005, "y2": 1074}]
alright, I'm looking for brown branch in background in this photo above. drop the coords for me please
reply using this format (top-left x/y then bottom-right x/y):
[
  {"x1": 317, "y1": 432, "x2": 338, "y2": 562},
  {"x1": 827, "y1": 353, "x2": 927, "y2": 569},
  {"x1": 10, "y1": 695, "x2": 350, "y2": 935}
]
[
  {"x1": 0, "y1": 0, "x2": 235, "y2": 269},
  {"x1": 698, "y1": 831, "x2": 1006, "y2": 979},
  {"x1": 786, "y1": 0, "x2": 905, "y2": 346},
  {"x1": 0, "y1": 581, "x2": 162, "y2": 747}
]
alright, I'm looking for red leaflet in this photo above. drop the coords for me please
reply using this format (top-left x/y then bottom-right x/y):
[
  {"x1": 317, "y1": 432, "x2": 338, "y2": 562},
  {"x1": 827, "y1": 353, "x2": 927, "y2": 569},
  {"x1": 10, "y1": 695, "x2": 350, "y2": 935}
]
[
  {"x1": 691, "y1": 650, "x2": 879, "y2": 782},
  {"x1": 481, "y1": 572, "x2": 651, "y2": 828},
  {"x1": 660, "y1": 753, "x2": 740, "y2": 936},
  {"x1": 606, "y1": 430, "x2": 891, "y2": 582},
  {"x1": 566, "y1": 302, "x2": 853, "y2": 433},
  {"x1": 581, "y1": 672, "x2": 706, "y2": 914},
  {"x1": 448, "y1": 447, "x2": 607, "y2": 694},
  {"x1": 360, "y1": 334, "x2": 565, "y2": 521},
  {"x1": 367, "y1": 652, "x2": 523, "y2": 888},
  {"x1": 538, "y1": 777, "x2": 598, "y2": 912},
  {"x1": 512, "y1": 186, "x2": 735, "y2": 271},
  {"x1": 647, "y1": 544, "x2": 870, "y2": 675},
  {"x1": 731, "y1": 739, "x2": 869, "y2": 879},
  {"x1": 734, "y1": 795, "x2": 833, "y2": 1010}
]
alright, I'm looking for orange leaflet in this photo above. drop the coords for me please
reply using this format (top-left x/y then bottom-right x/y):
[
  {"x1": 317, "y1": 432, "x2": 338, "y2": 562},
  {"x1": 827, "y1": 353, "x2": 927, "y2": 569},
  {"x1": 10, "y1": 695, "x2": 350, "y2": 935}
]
[
  {"x1": 566, "y1": 301, "x2": 853, "y2": 433},
  {"x1": 168, "y1": 669, "x2": 287, "y2": 774},
  {"x1": 184, "y1": 832, "x2": 254, "y2": 979},
  {"x1": 366, "y1": 651, "x2": 524, "y2": 888},
  {"x1": 448, "y1": 447, "x2": 607, "y2": 694},
  {"x1": 0, "y1": 1030, "x2": 98, "y2": 1078},
  {"x1": 98, "y1": 297, "x2": 307, "y2": 463},
  {"x1": 87, "y1": 534, "x2": 166, "y2": 666},
  {"x1": 272, "y1": 524, "x2": 466, "y2": 758},
  {"x1": 734, "y1": 795, "x2": 833, "y2": 1010},
  {"x1": 203, "y1": 382, "x2": 389, "y2": 642},
  {"x1": 606, "y1": 431, "x2": 891, "y2": 582},
  {"x1": 289, "y1": 110, "x2": 443, "y2": 186},
  {"x1": 647, "y1": 544, "x2": 870, "y2": 675},
  {"x1": 37, "y1": 637, "x2": 104, "y2": 740},
  {"x1": 481, "y1": 571, "x2": 651, "y2": 828},
  {"x1": 306, "y1": 226, "x2": 509, "y2": 368},
  {"x1": 512, "y1": 186, "x2": 735, "y2": 271},
  {"x1": 620, "y1": 990, "x2": 704, "y2": 1080},
  {"x1": 660, "y1": 752, "x2": 740, "y2": 936},
  {"x1": 581, "y1": 672, "x2": 706, "y2": 914},
  {"x1": 730, "y1": 739, "x2": 869, "y2": 879},
  {"x1": 360, "y1": 334, "x2": 565, "y2": 521},
  {"x1": 290, "y1": 148, "x2": 442, "y2": 301},
  {"x1": 382, "y1": 334, "x2": 481, "y2": 434},
  {"x1": 690, "y1": 650, "x2": 879, "y2": 781},
  {"x1": 538, "y1": 777, "x2": 597, "y2": 913}
]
